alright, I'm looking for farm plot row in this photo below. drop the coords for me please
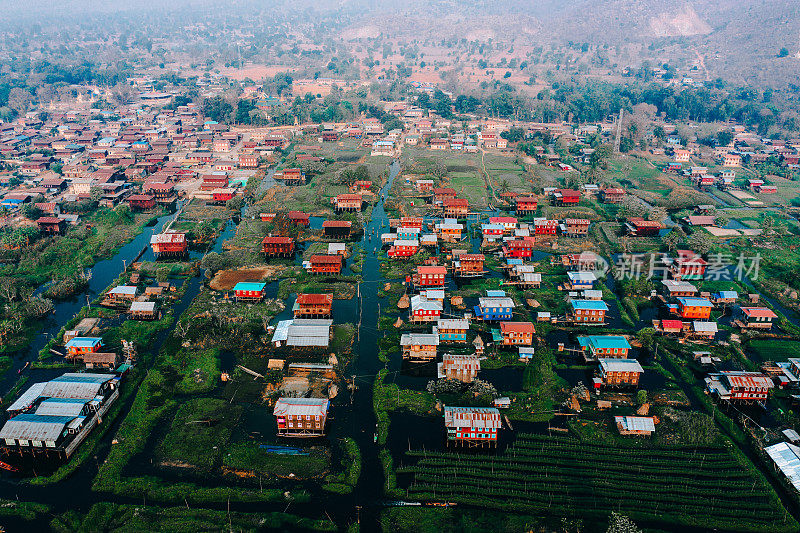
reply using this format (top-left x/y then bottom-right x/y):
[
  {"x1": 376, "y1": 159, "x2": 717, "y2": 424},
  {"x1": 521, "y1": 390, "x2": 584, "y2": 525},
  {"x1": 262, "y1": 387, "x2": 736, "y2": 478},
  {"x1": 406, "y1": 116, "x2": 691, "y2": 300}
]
[{"x1": 398, "y1": 435, "x2": 795, "y2": 532}]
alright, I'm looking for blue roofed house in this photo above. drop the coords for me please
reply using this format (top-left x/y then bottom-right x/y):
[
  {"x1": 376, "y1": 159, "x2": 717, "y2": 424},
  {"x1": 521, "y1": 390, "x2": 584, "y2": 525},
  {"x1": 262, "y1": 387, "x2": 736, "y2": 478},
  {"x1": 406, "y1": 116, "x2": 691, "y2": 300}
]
[
  {"x1": 578, "y1": 335, "x2": 631, "y2": 359},
  {"x1": 570, "y1": 299, "x2": 609, "y2": 324},
  {"x1": 233, "y1": 282, "x2": 267, "y2": 301},
  {"x1": 712, "y1": 291, "x2": 738, "y2": 305}
]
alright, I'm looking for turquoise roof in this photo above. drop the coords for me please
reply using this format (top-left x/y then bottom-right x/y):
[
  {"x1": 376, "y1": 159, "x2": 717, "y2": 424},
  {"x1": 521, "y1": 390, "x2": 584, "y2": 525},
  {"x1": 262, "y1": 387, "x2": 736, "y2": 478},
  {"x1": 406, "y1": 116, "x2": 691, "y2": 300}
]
[
  {"x1": 570, "y1": 300, "x2": 608, "y2": 311},
  {"x1": 677, "y1": 297, "x2": 713, "y2": 307},
  {"x1": 65, "y1": 337, "x2": 102, "y2": 348},
  {"x1": 233, "y1": 282, "x2": 266, "y2": 292},
  {"x1": 578, "y1": 335, "x2": 631, "y2": 351}
]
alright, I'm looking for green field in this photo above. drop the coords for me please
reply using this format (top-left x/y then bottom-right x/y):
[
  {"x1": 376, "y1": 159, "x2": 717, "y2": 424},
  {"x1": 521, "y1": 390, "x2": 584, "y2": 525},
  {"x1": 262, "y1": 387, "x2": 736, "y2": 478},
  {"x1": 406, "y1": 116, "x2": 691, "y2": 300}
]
[
  {"x1": 748, "y1": 339, "x2": 800, "y2": 362},
  {"x1": 398, "y1": 433, "x2": 796, "y2": 532}
]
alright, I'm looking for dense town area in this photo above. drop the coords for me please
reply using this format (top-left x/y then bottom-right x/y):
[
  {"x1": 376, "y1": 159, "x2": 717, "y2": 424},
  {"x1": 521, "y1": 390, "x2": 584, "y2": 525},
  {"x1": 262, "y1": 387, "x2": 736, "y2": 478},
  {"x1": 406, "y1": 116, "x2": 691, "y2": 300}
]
[{"x1": 2, "y1": 1, "x2": 800, "y2": 531}]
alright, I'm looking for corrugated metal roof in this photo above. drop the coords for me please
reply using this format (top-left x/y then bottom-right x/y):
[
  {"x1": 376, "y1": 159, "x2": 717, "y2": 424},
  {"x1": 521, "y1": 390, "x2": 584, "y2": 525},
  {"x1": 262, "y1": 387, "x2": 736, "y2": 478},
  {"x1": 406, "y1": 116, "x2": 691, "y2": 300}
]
[
  {"x1": 6, "y1": 382, "x2": 46, "y2": 412},
  {"x1": 130, "y1": 301, "x2": 156, "y2": 312},
  {"x1": 567, "y1": 271, "x2": 596, "y2": 282},
  {"x1": 578, "y1": 335, "x2": 631, "y2": 351},
  {"x1": 109, "y1": 285, "x2": 137, "y2": 295},
  {"x1": 273, "y1": 397, "x2": 329, "y2": 417},
  {"x1": 599, "y1": 358, "x2": 643, "y2": 373},
  {"x1": 400, "y1": 333, "x2": 440, "y2": 346},
  {"x1": 478, "y1": 297, "x2": 515, "y2": 308},
  {"x1": 437, "y1": 319, "x2": 469, "y2": 330},
  {"x1": 233, "y1": 282, "x2": 266, "y2": 292},
  {"x1": 692, "y1": 321, "x2": 718, "y2": 332},
  {"x1": 570, "y1": 299, "x2": 608, "y2": 311},
  {"x1": 0, "y1": 414, "x2": 78, "y2": 442},
  {"x1": 35, "y1": 398, "x2": 89, "y2": 417},
  {"x1": 615, "y1": 416, "x2": 655, "y2": 433},
  {"x1": 766, "y1": 442, "x2": 800, "y2": 491}
]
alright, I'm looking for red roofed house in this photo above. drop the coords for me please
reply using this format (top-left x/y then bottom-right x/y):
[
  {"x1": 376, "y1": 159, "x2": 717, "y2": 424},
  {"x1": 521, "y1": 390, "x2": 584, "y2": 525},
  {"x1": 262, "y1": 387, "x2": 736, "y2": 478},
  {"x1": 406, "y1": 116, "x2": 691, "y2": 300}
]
[
  {"x1": 434, "y1": 188, "x2": 457, "y2": 203},
  {"x1": 145, "y1": 182, "x2": 176, "y2": 203},
  {"x1": 279, "y1": 168, "x2": 305, "y2": 185},
  {"x1": 388, "y1": 239, "x2": 420, "y2": 258},
  {"x1": 127, "y1": 194, "x2": 156, "y2": 210},
  {"x1": 500, "y1": 322, "x2": 535, "y2": 346},
  {"x1": 334, "y1": 194, "x2": 363, "y2": 212},
  {"x1": 400, "y1": 216, "x2": 423, "y2": 229},
  {"x1": 322, "y1": 220, "x2": 352, "y2": 237},
  {"x1": 563, "y1": 219, "x2": 590, "y2": 237},
  {"x1": 626, "y1": 218, "x2": 661, "y2": 237},
  {"x1": 36, "y1": 216, "x2": 66, "y2": 235},
  {"x1": 294, "y1": 293, "x2": 334, "y2": 318},
  {"x1": 515, "y1": 196, "x2": 538, "y2": 215},
  {"x1": 552, "y1": 189, "x2": 580, "y2": 206},
  {"x1": 443, "y1": 198, "x2": 469, "y2": 218},
  {"x1": 736, "y1": 307, "x2": 778, "y2": 329},
  {"x1": 201, "y1": 174, "x2": 228, "y2": 191},
  {"x1": 238, "y1": 154, "x2": 259, "y2": 168},
  {"x1": 351, "y1": 180, "x2": 372, "y2": 193},
  {"x1": 658, "y1": 319, "x2": 685, "y2": 335},
  {"x1": 707, "y1": 371, "x2": 773, "y2": 403},
  {"x1": 309, "y1": 254, "x2": 343, "y2": 275},
  {"x1": 489, "y1": 216, "x2": 517, "y2": 233},
  {"x1": 416, "y1": 266, "x2": 446, "y2": 287},
  {"x1": 454, "y1": 254, "x2": 485, "y2": 277},
  {"x1": 601, "y1": 188, "x2": 624, "y2": 204},
  {"x1": 288, "y1": 211, "x2": 310, "y2": 226},
  {"x1": 262, "y1": 236, "x2": 295, "y2": 257},
  {"x1": 671, "y1": 250, "x2": 707, "y2": 280},
  {"x1": 211, "y1": 188, "x2": 235, "y2": 204},
  {"x1": 504, "y1": 239, "x2": 534, "y2": 258}
]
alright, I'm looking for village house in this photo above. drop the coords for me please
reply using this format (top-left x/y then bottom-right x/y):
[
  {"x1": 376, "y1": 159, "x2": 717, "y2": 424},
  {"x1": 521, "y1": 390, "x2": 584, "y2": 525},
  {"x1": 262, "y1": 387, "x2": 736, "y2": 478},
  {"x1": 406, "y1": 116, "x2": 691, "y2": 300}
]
[
  {"x1": 705, "y1": 371, "x2": 773, "y2": 403},
  {"x1": 712, "y1": 291, "x2": 738, "y2": 305},
  {"x1": 415, "y1": 265, "x2": 446, "y2": 287},
  {"x1": 388, "y1": 239, "x2": 419, "y2": 258},
  {"x1": 238, "y1": 154, "x2": 259, "y2": 169},
  {"x1": 515, "y1": 196, "x2": 538, "y2": 215},
  {"x1": 435, "y1": 221, "x2": 463, "y2": 242},
  {"x1": 668, "y1": 250, "x2": 707, "y2": 280},
  {"x1": 562, "y1": 218, "x2": 590, "y2": 237},
  {"x1": 438, "y1": 354, "x2": 481, "y2": 382},
  {"x1": 308, "y1": 254, "x2": 343, "y2": 275},
  {"x1": 735, "y1": 307, "x2": 778, "y2": 329},
  {"x1": 273, "y1": 397, "x2": 329, "y2": 437},
  {"x1": 500, "y1": 322, "x2": 535, "y2": 346},
  {"x1": 443, "y1": 406, "x2": 501, "y2": 447},
  {"x1": 676, "y1": 297, "x2": 713, "y2": 320},
  {"x1": 288, "y1": 211, "x2": 311, "y2": 226},
  {"x1": 566, "y1": 271, "x2": 596, "y2": 290},
  {"x1": 474, "y1": 295, "x2": 515, "y2": 321},
  {"x1": 400, "y1": 332, "x2": 440, "y2": 362},
  {"x1": 294, "y1": 293, "x2": 334, "y2": 318},
  {"x1": 276, "y1": 168, "x2": 305, "y2": 185},
  {"x1": 600, "y1": 188, "x2": 625, "y2": 204},
  {"x1": 625, "y1": 217, "x2": 661, "y2": 237},
  {"x1": 36, "y1": 216, "x2": 66, "y2": 235},
  {"x1": 74, "y1": 351, "x2": 121, "y2": 370},
  {"x1": 262, "y1": 236, "x2": 295, "y2": 257},
  {"x1": 107, "y1": 285, "x2": 138, "y2": 305},
  {"x1": 437, "y1": 318, "x2": 470, "y2": 342},
  {"x1": 578, "y1": 335, "x2": 631, "y2": 359},
  {"x1": 552, "y1": 189, "x2": 580, "y2": 206},
  {"x1": 150, "y1": 232, "x2": 187, "y2": 258},
  {"x1": 615, "y1": 416, "x2": 655, "y2": 436},
  {"x1": 334, "y1": 194, "x2": 363, "y2": 212},
  {"x1": 397, "y1": 226, "x2": 421, "y2": 241},
  {"x1": 443, "y1": 198, "x2": 469, "y2": 218},
  {"x1": 453, "y1": 253, "x2": 485, "y2": 277},
  {"x1": 129, "y1": 301, "x2": 158, "y2": 321},
  {"x1": 415, "y1": 179, "x2": 434, "y2": 193},
  {"x1": 661, "y1": 280, "x2": 698, "y2": 298},
  {"x1": 489, "y1": 216, "x2": 517, "y2": 233},
  {"x1": 322, "y1": 220, "x2": 352, "y2": 238},
  {"x1": 233, "y1": 282, "x2": 267, "y2": 301},
  {"x1": 481, "y1": 223, "x2": 504, "y2": 241},
  {"x1": 534, "y1": 219, "x2": 558, "y2": 236},
  {"x1": 410, "y1": 295, "x2": 443, "y2": 323},
  {"x1": 127, "y1": 194, "x2": 156, "y2": 210},
  {"x1": 569, "y1": 299, "x2": 608, "y2": 324},
  {"x1": 597, "y1": 358, "x2": 643, "y2": 388},
  {"x1": 400, "y1": 216, "x2": 424, "y2": 229},
  {"x1": 503, "y1": 238, "x2": 534, "y2": 259},
  {"x1": 723, "y1": 153, "x2": 742, "y2": 167},
  {"x1": 689, "y1": 321, "x2": 718, "y2": 339},
  {"x1": 200, "y1": 174, "x2": 228, "y2": 191},
  {"x1": 271, "y1": 318, "x2": 332, "y2": 348},
  {"x1": 434, "y1": 187, "x2": 457, "y2": 204},
  {"x1": 674, "y1": 148, "x2": 691, "y2": 162},
  {"x1": 65, "y1": 337, "x2": 103, "y2": 357}
]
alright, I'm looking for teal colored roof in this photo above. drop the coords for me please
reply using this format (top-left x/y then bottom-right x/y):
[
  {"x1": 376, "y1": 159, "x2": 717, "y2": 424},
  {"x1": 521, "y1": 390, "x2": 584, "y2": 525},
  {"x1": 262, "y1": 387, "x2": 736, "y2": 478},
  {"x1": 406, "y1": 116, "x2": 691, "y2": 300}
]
[
  {"x1": 65, "y1": 337, "x2": 102, "y2": 348},
  {"x1": 677, "y1": 297, "x2": 713, "y2": 307},
  {"x1": 578, "y1": 335, "x2": 631, "y2": 351},
  {"x1": 486, "y1": 290, "x2": 506, "y2": 297},
  {"x1": 714, "y1": 291, "x2": 738, "y2": 299},
  {"x1": 570, "y1": 300, "x2": 608, "y2": 311},
  {"x1": 233, "y1": 282, "x2": 266, "y2": 292}
]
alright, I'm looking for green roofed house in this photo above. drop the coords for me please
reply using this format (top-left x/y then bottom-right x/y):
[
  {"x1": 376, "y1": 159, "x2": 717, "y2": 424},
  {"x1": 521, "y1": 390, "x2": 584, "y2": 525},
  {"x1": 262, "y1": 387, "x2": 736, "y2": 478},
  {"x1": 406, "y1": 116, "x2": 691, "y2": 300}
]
[
  {"x1": 577, "y1": 335, "x2": 631, "y2": 360},
  {"x1": 233, "y1": 282, "x2": 267, "y2": 301}
]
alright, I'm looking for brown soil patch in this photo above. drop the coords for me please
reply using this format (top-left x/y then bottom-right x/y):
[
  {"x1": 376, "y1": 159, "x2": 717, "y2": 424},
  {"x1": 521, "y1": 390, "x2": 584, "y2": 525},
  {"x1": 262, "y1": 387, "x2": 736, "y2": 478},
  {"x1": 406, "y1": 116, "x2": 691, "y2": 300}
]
[{"x1": 209, "y1": 265, "x2": 285, "y2": 291}]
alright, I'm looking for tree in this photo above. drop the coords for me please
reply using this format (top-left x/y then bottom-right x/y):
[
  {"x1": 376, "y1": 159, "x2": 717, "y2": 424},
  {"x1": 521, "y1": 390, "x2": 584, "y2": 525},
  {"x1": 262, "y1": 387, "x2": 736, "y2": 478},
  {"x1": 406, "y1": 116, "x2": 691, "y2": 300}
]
[
  {"x1": 778, "y1": 48, "x2": 790, "y2": 58},
  {"x1": 687, "y1": 231, "x2": 712, "y2": 254},
  {"x1": 200, "y1": 251, "x2": 228, "y2": 273},
  {"x1": 606, "y1": 513, "x2": 641, "y2": 533},
  {"x1": 663, "y1": 227, "x2": 684, "y2": 252},
  {"x1": 636, "y1": 389, "x2": 648, "y2": 405},
  {"x1": 646, "y1": 207, "x2": 667, "y2": 222},
  {"x1": 156, "y1": 267, "x2": 170, "y2": 283},
  {"x1": 716, "y1": 129, "x2": 734, "y2": 147}
]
